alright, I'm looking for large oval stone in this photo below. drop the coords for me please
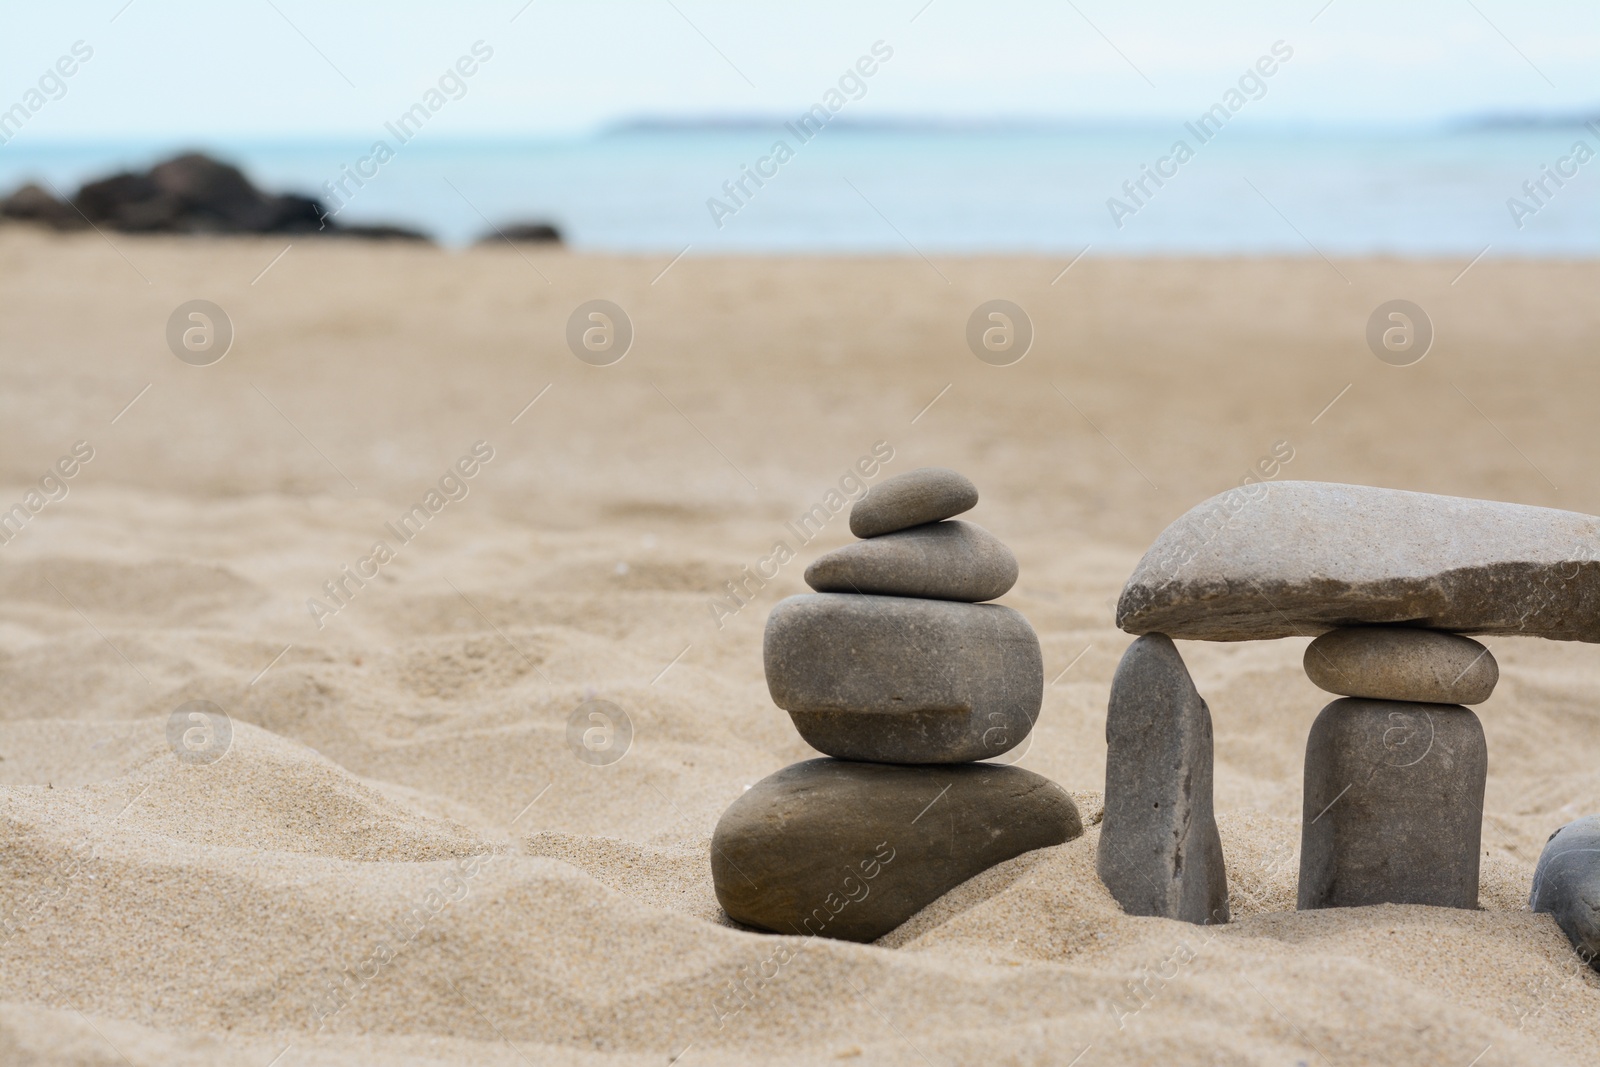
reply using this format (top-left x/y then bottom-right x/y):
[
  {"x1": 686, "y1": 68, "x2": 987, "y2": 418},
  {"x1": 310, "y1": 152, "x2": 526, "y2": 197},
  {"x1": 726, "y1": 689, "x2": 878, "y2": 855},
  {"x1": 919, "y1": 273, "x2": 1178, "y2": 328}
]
[
  {"x1": 1531, "y1": 816, "x2": 1600, "y2": 970},
  {"x1": 712, "y1": 758, "x2": 1082, "y2": 942},
  {"x1": 804, "y1": 520, "x2": 1018, "y2": 602},
  {"x1": 849, "y1": 467, "x2": 978, "y2": 539},
  {"x1": 1304, "y1": 627, "x2": 1497, "y2": 705},
  {"x1": 764, "y1": 593, "x2": 1043, "y2": 763},
  {"x1": 1117, "y1": 481, "x2": 1600, "y2": 642}
]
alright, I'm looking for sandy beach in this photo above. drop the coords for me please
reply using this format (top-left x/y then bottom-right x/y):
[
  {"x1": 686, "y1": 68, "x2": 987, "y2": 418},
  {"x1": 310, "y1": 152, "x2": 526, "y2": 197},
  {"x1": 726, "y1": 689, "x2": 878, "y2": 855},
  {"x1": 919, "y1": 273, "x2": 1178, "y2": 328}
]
[{"x1": 2, "y1": 230, "x2": 1599, "y2": 1065}]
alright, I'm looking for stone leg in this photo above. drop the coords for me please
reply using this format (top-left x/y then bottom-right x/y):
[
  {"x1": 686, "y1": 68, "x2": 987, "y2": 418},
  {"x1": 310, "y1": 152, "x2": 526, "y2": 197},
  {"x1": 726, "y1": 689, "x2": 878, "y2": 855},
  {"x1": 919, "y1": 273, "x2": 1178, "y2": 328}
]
[
  {"x1": 1298, "y1": 698, "x2": 1486, "y2": 910},
  {"x1": 1098, "y1": 634, "x2": 1230, "y2": 924}
]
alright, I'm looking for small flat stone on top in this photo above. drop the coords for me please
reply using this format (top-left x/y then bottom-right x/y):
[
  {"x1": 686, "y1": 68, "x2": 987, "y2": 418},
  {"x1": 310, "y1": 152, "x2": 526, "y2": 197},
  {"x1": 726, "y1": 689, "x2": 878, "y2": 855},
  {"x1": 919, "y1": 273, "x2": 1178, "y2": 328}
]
[
  {"x1": 805, "y1": 520, "x2": 1018, "y2": 602},
  {"x1": 850, "y1": 467, "x2": 978, "y2": 539},
  {"x1": 1531, "y1": 816, "x2": 1600, "y2": 969},
  {"x1": 1304, "y1": 627, "x2": 1498, "y2": 705}
]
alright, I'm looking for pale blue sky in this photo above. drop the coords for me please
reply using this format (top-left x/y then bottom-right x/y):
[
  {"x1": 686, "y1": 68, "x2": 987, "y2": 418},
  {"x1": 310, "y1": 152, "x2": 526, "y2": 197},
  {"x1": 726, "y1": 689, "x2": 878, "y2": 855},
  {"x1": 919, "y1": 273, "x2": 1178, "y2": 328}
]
[{"x1": 2, "y1": 0, "x2": 1597, "y2": 142}]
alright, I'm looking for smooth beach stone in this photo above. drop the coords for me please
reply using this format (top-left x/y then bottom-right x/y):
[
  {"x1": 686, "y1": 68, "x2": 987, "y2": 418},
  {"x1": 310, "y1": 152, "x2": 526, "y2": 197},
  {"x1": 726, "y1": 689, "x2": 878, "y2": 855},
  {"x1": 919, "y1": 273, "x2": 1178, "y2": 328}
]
[
  {"x1": 1304, "y1": 627, "x2": 1498, "y2": 705},
  {"x1": 1298, "y1": 698, "x2": 1486, "y2": 910},
  {"x1": 712, "y1": 758, "x2": 1082, "y2": 942},
  {"x1": 1116, "y1": 481, "x2": 1600, "y2": 643},
  {"x1": 1099, "y1": 635, "x2": 1229, "y2": 925},
  {"x1": 849, "y1": 467, "x2": 979, "y2": 539},
  {"x1": 764, "y1": 593, "x2": 1043, "y2": 763},
  {"x1": 804, "y1": 520, "x2": 1019, "y2": 602},
  {"x1": 1530, "y1": 816, "x2": 1600, "y2": 969}
]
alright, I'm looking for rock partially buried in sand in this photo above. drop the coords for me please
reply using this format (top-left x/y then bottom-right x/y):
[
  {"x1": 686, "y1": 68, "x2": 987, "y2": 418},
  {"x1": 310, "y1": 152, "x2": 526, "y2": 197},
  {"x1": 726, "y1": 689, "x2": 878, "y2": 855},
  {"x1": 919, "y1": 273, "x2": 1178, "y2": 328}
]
[
  {"x1": 764, "y1": 593, "x2": 1043, "y2": 763},
  {"x1": 712, "y1": 758, "x2": 1082, "y2": 942},
  {"x1": 1304, "y1": 627, "x2": 1498, "y2": 705},
  {"x1": 1099, "y1": 634, "x2": 1229, "y2": 924},
  {"x1": 849, "y1": 467, "x2": 979, "y2": 539},
  {"x1": 1531, "y1": 816, "x2": 1600, "y2": 969},
  {"x1": 1298, "y1": 698, "x2": 1486, "y2": 910},
  {"x1": 804, "y1": 520, "x2": 1018, "y2": 602},
  {"x1": 1116, "y1": 481, "x2": 1600, "y2": 643}
]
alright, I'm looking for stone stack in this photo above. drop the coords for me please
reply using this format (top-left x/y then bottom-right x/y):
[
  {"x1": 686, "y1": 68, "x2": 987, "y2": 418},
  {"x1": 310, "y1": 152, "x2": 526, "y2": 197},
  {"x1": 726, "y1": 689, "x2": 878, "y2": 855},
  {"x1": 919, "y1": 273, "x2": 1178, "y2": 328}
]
[
  {"x1": 712, "y1": 467, "x2": 1082, "y2": 943},
  {"x1": 1297, "y1": 628, "x2": 1493, "y2": 909},
  {"x1": 1109, "y1": 480, "x2": 1600, "y2": 923}
]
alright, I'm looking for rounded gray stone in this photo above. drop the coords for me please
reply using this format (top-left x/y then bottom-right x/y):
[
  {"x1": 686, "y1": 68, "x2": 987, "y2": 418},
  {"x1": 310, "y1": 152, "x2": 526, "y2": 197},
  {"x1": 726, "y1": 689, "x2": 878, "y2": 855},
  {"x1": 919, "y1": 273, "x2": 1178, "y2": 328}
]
[
  {"x1": 1304, "y1": 627, "x2": 1498, "y2": 705},
  {"x1": 1099, "y1": 634, "x2": 1229, "y2": 925},
  {"x1": 804, "y1": 520, "x2": 1018, "y2": 603},
  {"x1": 711, "y1": 758, "x2": 1082, "y2": 942},
  {"x1": 849, "y1": 467, "x2": 978, "y2": 539},
  {"x1": 1530, "y1": 815, "x2": 1600, "y2": 969},
  {"x1": 1117, "y1": 481, "x2": 1600, "y2": 643},
  {"x1": 1298, "y1": 698, "x2": 1486, "y2": 911},
  {"x1": 764, "y1": 593, "x2": 1043, "y2": 763}
]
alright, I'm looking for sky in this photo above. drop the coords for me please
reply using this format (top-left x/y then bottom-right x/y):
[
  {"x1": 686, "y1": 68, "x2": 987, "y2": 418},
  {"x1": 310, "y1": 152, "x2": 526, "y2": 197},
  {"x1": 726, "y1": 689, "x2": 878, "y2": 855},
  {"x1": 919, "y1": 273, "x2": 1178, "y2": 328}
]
[{"x1": 2, "y1": 0, "x2": 1598, "y2": 146}]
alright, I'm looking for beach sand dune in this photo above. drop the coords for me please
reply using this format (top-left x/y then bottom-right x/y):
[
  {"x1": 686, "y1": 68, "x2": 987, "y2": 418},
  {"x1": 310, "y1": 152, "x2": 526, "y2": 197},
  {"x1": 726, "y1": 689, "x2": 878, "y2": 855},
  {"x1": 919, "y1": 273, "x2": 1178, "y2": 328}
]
[{"x1": 1, "y1": 232, "x2": 1597, "y2": 1064}]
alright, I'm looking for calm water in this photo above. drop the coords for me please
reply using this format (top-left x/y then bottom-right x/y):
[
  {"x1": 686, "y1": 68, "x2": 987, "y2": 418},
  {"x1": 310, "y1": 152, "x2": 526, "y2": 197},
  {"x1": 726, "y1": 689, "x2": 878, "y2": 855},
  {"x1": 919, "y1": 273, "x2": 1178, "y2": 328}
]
[{"x1": 2, "y1": 124, "x2": 1596, "y2": 255}]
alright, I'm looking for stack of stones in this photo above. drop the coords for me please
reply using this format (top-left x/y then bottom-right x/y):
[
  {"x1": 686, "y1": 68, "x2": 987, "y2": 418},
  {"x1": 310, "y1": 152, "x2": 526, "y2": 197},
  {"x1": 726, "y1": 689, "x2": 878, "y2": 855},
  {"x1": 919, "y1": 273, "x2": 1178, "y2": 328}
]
[
  {"x1": 1297, "y1": 627, "x2": 1494, "y2": 910},
  {"x1": 1104, "y1": 480, "x2": 1600, "y2": 939},
  {"x1": 711, "y1": 467, "x2": 1082, "y2": 943}
]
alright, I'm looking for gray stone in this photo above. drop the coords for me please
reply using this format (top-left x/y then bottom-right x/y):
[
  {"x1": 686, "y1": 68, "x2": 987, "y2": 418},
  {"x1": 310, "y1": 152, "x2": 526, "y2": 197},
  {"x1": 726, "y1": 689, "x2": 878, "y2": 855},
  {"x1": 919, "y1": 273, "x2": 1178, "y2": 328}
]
[
  {"x1": 1116, "y1": 481, "x2": 1600, "y2": 643},
  {"x1": 1098, "y1": 635, "x2": 1230, "y2": 924},
  {"x1": 712, "y1": 758, "x2": 1082, "y2": 942},
  {"x1": 804, "y1": 520, "x2": 1018, "y2": 602},
  {"x1": 1530, "y1": 816, "x2": 1600, "y2": 969},
  {"x1": 1304, "y1": 627, "x2": 1498, "y2": 705},
  {"x1": 764, "y1": 593, "x2": 1042, "y2": 763},
  {"x1": 850, "y1": 467, "x2": 979, "y2": 539},
  {"x1": 1298, "y1": 698, "x2": 1486, "y2": 910}
]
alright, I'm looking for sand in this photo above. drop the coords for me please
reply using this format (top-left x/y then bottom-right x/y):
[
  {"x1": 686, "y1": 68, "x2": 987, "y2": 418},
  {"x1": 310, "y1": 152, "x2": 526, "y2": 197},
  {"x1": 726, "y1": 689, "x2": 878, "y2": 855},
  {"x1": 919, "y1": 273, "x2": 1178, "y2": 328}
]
[{"x1": 1, "y1": 229, "x2": 1598, "y2": 1064}]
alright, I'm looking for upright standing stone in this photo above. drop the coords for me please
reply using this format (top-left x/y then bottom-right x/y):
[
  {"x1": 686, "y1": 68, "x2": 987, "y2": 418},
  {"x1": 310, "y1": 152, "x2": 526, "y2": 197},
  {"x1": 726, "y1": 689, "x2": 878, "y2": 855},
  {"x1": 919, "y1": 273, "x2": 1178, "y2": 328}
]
[
  {"x1": 1298, "y1": 698, "x2": 1486, "y2": 910},
  {"x1": 1530, "y1": 815, "x2": 1600, "y2": 969},
  {"x1": 1098, "y1": 634, "x2": 1230, "y2": 925}
]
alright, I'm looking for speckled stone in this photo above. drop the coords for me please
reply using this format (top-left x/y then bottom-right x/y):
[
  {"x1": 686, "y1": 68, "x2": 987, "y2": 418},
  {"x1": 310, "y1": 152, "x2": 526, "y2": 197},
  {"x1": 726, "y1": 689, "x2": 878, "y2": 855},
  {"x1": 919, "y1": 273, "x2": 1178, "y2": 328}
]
[
  {"x1": 1531, "y1": 816, "x2": 1600, "y2": 970},
  {"x1": 711, "y1": 758, "x2": 1082, "y2": 942},
  {"x1": 804, "y1": 520, "x2": 1018, "y2": 602},
  {"x1": 764, "y1": 593, "x2": 1043, "y2": 763},
  {"x1": 1304, "y1": 627, "x2": 1498, "y2": 705},
  {"x1": 1117, "y1": 481, "x2": 1600, "y2": 642},
  {"x1": 1098, "y1": 634, "x2": 1229, "y2": 925},
  {"x1": 1298, "y1": 698, "x2": 1486, "y2": 910},
  {"x1": 849, "y1": 467, "x2": 979, "y2": 539}
]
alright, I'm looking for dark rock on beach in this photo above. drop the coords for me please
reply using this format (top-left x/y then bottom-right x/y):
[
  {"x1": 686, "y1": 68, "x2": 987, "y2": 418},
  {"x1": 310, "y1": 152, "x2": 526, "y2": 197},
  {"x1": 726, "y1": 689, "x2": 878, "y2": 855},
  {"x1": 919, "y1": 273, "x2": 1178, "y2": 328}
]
[
  {"x1": 479, "y1": 221, "x2": 563, "y2": 244},
  {"x1": 712, "y1": 758, "x2": 1082, "y2": 942},
  {"x1": 1098, "y1": 634, "x2": 1229, "y2": 924},
  {"x1": 2, "y1": 151, "x2": 432, "y2": 240},
  {"x1": 1531, "y1": 816, "x2": 1600, "y2": 969},
  {"x1": 764, "y1": 593, "x2": 1043, "y2": 763},
  {"x1": 1117, "y1": 481, "x2": 1600, "y2": 643},
  {"x1": 804, "y1": 519, "x2": 1018, "y2": 602}
]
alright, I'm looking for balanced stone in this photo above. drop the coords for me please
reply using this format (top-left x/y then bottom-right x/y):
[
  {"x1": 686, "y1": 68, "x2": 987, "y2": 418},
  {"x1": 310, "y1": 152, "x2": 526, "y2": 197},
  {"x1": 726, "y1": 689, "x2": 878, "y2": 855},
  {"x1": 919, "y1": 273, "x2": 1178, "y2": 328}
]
[
  {"x1": 1117, "y1": 481, "x2": 1600, "y2": 643},
  {"x1": 1530, "y1": 816, "x2": 1600, "y2": 969},
  {"x1": 850, "y1": 467, "x2": 979, "y2": 539},
  {"x1": 1304, "y1": 627, "x2": 1497, "y2": 705},
  {"x1": 804, "y1": 520, "x2": 1018, "y2": 602},
  {"x1": 765, "y1": 594, "x2": 1043, "y2": 763},
  {"x1": 1298, "y1": 698, "x2": 1486, "y2": 910},
  {"x1": 712, "y1": 758, "x2": 1082, "y2": 942},
  {"x1": 1099, "y1": 634, "x2": 1230, "y2": 925}
]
